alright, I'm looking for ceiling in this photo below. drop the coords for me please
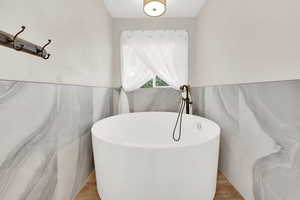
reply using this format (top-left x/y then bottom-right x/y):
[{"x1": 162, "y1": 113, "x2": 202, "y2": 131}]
[{"x1": 103, "y1": 0, "x2": 207, "y2": 18}]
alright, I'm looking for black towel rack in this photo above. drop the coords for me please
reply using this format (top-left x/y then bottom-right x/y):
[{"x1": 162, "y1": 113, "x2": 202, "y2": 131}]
[{"x1": 0, "y1": 26, "x2": 52, "y2": 60}]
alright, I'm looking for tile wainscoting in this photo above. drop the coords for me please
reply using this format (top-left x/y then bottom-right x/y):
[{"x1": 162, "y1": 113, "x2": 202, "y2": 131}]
[
  {"x1": 0, "y1": 80, "x2": 114, "y2": 200},
  {"x1": 192, "y1": 80, "x2": 300, "y2": 200},
  {"x1": 1, "y1": 79, "x2": 299, "y2": 200},
  {"x1": 127, "y1": 88, "x2": 181, "y2": 113}
]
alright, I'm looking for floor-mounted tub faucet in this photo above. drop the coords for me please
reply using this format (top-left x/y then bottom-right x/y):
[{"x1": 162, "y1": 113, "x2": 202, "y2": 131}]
[
  {"x1": 172, "y1": 85, "x2": 193, "y2": 142},
  {"x1": 180, "y1": 85, "x2": 192, "y2": 114}
]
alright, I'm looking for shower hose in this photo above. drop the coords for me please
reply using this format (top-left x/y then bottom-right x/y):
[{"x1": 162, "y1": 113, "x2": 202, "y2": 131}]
[{"x1": 172, "y1": 98, "x2": 186, "y2": 142}]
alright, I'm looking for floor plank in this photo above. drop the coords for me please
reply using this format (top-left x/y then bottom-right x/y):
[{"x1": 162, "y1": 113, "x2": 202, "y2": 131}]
[
  {"x1": 214, "y1": 173, "x2": 245, "y2": 200},
  {"x1": 74, "y1": 172, "x2": 244, "y2": 200},
  {"x1": 74, "y1": 172, "x2": 101, "y2": 200}
]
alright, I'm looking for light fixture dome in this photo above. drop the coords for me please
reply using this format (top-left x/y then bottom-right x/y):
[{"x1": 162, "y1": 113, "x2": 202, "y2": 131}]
[{"x1": 144, "y1": 0, "x2": 166, "y2": 17}]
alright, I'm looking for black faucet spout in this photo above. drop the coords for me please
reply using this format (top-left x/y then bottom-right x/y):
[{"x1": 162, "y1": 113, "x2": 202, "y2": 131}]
[{"x1": 180, "y1": 85, "x2": 192, "y2": 114}]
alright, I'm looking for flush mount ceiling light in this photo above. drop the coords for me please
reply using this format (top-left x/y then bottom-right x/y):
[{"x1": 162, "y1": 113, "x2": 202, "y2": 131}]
[{"x1": 144, "y1": 0, "x2": 166, "y2": 17}]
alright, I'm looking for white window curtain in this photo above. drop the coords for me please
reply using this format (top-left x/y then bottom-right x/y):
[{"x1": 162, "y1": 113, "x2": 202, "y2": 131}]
[{"x1": 118, "y1": 30, "x2": 189, "y2": 114}]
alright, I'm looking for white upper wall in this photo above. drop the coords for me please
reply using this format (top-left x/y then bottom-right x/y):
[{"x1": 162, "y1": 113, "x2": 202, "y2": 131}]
[
  {"x1": 0, "y1": 0, "x2": 113, "y2": 87},
  {"x1": 192, "y1": 0, "x2": 300, "y2": 87},
  {"x1": 104, "y1": 0, "x2": 207, "y2": 18}
]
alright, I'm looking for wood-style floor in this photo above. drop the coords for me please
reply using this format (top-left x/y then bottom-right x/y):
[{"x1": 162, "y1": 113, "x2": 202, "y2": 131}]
[{"x1": 74, "y1": 172, "x2": 244, "y2": 200}]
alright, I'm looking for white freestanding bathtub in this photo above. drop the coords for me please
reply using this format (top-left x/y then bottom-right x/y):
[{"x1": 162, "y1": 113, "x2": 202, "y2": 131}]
[{"x1": 92, "y1": 112, "x2": 220, "y2": 200}]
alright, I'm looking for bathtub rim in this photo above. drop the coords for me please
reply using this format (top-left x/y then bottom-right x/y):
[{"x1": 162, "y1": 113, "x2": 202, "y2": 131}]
[{"x1": 92, "y1": 112, "x2": 220, "y2": 149}]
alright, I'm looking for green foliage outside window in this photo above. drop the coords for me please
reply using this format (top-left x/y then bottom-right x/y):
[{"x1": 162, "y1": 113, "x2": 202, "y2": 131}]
[
  {"x1": 155, "y1": 76, "x2": 168, "y2": 87},
  {"x1": 141, "y1": 76, "x2": 169, "y2": 88},
  {"x1": 142, "y1": 79, "x2": 153, "y2": 88}
]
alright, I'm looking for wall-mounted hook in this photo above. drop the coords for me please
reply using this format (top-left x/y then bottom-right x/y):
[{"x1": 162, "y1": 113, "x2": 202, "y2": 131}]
[
  {"x1": 0, "y1": 26, "x2": 52, "y2": 60},
  {"x1": 38, "y1": 39, "x2": 51, "y2": 59},
  {"x1": 42, "y1": 53, "x2": 51, "y2": 60},
  {"x1": 12, "y1": 26, "x2": 25, "y2": 51},
  {"x1": 41, "y1": 39, "x2": 51, "y2": 52}
]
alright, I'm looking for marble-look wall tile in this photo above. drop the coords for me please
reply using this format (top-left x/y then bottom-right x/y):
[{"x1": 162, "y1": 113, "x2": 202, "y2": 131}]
[
  {"x1": 193, "y1": 79, "x2": 300, "y2": 200},
  {"x1": 93, "y1": 88, "x2": 113, "y2": 121},
  {"x1": 56, "y1": 138, "x2": 80, "y2": 200},
  {"x1": 238, "y1": 85, "x2": 278, "y2": 200},
  {"x1": 56, "y1": 133, "x2": 94, "y2": 200},
  {"x1": 191, "y1": 87, "x2": 205, "y2": 116},
  {"x1": 0, "y1": 80, "x2": 113, "y2": 200},
  {"x1": 127, "y1": 88, "x2": 181, "y2": 113},
  {"x1": 0, "y1": 81, "x2": 58, "y2": 200},
  {"x1": 240, "y1": 81, "x2": 300, "y2": 200}
]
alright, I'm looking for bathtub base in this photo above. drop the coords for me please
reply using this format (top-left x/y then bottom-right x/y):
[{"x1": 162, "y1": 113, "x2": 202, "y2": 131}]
[
  {"x1": 92, "y1": 113, "x2": 220, "y2": 200},
  {"x1": 93, "y1": 139, "x2": 219, "y2": 200}
]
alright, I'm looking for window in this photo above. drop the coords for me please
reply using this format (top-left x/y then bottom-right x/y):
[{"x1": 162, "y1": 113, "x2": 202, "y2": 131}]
[
  {"x1": 142, "y1": 76, "x2": 169, "y2": 88},
  {"x1": 121, "y1": 30, "x2": 188, "y2": 91}
]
